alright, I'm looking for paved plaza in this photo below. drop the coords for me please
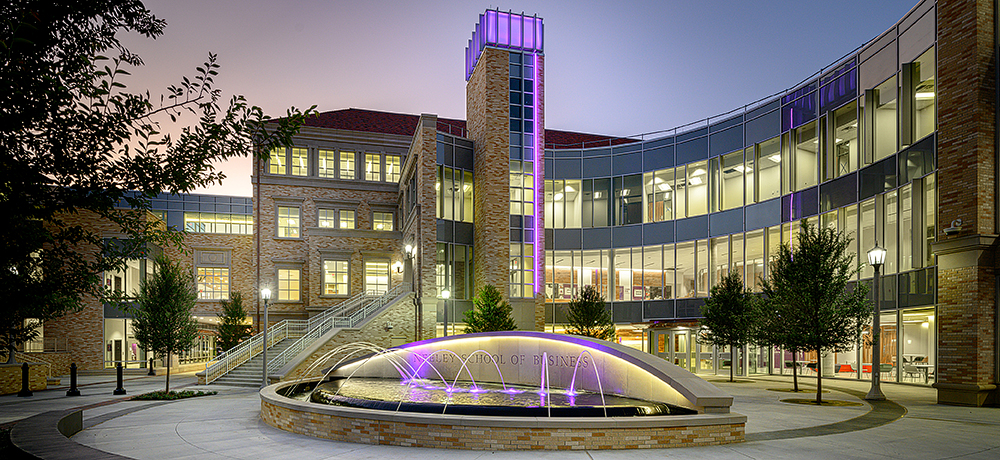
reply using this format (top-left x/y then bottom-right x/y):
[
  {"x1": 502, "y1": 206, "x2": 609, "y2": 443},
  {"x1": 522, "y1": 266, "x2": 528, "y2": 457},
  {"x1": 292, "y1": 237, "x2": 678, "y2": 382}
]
[{"x1": 3, "y1": 371, "x2": 998, "y2": 459}]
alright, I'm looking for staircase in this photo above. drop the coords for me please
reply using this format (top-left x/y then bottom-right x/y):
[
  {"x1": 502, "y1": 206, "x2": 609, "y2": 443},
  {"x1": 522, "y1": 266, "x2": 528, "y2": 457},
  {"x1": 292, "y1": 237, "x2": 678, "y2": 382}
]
[
  {"x1": 211, "y1": 337, "x2": 298, "y2": 387},
  {"x1": 202, "y1": 284, "x2": 410, "y2": 386}
]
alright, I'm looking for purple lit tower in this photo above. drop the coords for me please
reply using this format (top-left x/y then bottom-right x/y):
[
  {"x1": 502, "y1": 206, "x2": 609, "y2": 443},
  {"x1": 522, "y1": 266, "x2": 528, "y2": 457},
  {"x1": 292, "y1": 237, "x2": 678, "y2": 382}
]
[{"x1": 465, "y1": 11, "x2": 545, "y2": 330}]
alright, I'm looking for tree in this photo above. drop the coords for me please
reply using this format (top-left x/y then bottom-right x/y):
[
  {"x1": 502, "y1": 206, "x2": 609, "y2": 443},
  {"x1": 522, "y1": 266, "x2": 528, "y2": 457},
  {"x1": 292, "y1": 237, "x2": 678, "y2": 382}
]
[
  {"x1": 216, "y1": 290, "x2": 251, "y2": 352},
  {"x1": 760, "y1": 221, "x2": 871, "y2": 403},
  {"x1": 0, "y1": 1, "x2": 314, "y2": 357},
  {"x1": 565, "y1": 285, "x2": 616, "y2": 341},
  {"x1": 700, "y1": 272, "x2": 759, "y2": 382},
  {"x1": 463, "y1": 285, "x2": 518, "y2": 333},
  {"x1": 131, "y1": 254, "x2": 198, "y2": 392}
]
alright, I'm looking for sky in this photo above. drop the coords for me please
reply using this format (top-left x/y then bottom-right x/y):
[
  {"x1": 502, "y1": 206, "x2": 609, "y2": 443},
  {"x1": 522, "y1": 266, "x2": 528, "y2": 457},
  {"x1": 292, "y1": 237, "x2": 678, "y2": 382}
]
[{"x1": 122, "y1": 0, "x2": 922, "y2": 197}]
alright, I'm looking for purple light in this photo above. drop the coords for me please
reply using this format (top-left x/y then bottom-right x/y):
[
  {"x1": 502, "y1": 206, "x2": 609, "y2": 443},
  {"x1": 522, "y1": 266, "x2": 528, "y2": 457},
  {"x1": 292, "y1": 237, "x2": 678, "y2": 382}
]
[
  {"x1": 532, "y1": 52, "x2": 542, "y2": 295},
  {"x1": 465, "y1": 10, "x2": 544, "y2": 81}
]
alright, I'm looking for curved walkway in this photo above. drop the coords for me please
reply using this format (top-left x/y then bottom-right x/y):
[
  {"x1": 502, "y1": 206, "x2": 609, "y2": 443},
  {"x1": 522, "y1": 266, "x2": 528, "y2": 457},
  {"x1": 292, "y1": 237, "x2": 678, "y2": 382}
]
[{"x1": 6, "y1": 373, "x2": 1000, "y2": 459}]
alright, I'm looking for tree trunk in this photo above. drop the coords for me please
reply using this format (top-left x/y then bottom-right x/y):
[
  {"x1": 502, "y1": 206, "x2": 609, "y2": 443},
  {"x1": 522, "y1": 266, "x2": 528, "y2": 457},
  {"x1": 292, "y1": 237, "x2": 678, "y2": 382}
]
[
  {"x1": 815, "y1": 350, "x2": 823, "y2": 404},
  {"x1": 165, "y1": 351, "x2": 171, "y2": 393},
  {"x1": 5, "y1": 345, "x2": 15, "y2": 364},
  {"x1": 791, "y1": 353, "x2": 799, "y2": 392}
]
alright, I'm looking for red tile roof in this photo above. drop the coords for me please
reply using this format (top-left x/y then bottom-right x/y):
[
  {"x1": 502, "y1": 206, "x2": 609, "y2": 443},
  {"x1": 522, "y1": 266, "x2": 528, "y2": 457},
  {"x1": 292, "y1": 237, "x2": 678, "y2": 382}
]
[{"x1": 296, "y1": 108, "x2": 635, "y2": 149}]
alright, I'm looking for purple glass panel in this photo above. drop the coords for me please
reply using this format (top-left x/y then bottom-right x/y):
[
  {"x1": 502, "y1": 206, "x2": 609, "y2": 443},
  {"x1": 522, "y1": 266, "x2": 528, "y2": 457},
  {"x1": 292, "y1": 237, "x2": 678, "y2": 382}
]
[
  {"x1": 498, "y1": 12, "x2": 509, "y2": 44},
  {"x1": 819, "y1": 68, "x2": 856, "y2": 112},
  {"x1": 511, "y1": 14, "x2": 522, "y2": 48},
  {"x1": 523, "y1": 17, "x2": 535, "y2": 49},
  {"x1": 486, "y1": 11, "x2": 497, "y2": 43},
  {"x1": 781, "y1": 92, "x2": 817, "y2": 131}
]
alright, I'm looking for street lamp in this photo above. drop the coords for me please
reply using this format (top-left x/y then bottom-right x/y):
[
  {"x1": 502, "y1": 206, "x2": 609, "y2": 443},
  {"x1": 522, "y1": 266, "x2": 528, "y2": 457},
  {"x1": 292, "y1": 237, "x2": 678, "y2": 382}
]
[
  {"x1": 260, "y1": 288, "x2": 271, "y2": 388},
  {"x1": 866, "y1": 242, "x2": 887, "y2": 401},
  {"x1": 442, "y1": 289, "x2": 451, "y2": 337}
]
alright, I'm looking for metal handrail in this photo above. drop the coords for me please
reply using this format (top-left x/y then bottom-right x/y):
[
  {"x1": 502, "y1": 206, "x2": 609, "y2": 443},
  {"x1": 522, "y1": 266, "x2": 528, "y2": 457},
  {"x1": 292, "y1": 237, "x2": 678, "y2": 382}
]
[
  {"x1": 266, "y1": 284, "x2": 410, "y2": 374},
  {"x1": 13, "y1": 351, "x2": 53, "y2": 378},
  {"x1": 204, "y1": 320, "x2": 289, "y2": 384}
]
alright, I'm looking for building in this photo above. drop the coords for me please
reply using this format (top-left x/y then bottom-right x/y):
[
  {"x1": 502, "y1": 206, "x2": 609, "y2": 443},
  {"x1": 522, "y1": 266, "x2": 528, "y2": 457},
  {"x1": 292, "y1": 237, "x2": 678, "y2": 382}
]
[{"x1": 22, "y1": 0, "x2": 998, "y2": 406}]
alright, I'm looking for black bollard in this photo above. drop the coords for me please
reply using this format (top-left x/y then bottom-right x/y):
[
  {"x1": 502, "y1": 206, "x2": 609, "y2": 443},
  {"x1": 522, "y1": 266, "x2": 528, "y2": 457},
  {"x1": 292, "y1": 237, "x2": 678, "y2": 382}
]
[
  {"x1": 147, "y1": 357, "x2": 155, "y2": 376},
  {"x1": 66, "y1": 362, "x2": 81, "y2": 396},
  {"x1": 113, "y1": 363, "x2": 127, "y2": 395},
  {"x1": 17, "y1": 362, "x2": 33, "y2": 397}
]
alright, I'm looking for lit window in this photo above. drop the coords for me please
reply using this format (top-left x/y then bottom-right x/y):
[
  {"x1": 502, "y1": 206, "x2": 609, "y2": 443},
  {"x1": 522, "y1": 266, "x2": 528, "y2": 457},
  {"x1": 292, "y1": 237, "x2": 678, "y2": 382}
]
[
  {"x1": 184, "y1": 212, "x2": 253, "y2": 234},
  {"x1": 365, "y1": 153, "x2": 381, "y2": 181},
  {"x1": 373, "y1": 212, "x2": 393, "y2": 231},
  {"x1": 323, "y1": 260, "x2": 349, "y2": 295},
  {"x1": 268, "y1": 147, "x2": 285, "y2": 174},
  {"x1": 364, "y1": 260, "x2": 389, "y2": 294},
  {"x1": 385, "y1": 155, "x2": 401, "y2": 182},
  {"x1": 197, "y1": 267, "x2": 230, "y2": 300},
  {"x1": 339, "y1": 210, "x2": 355, "y2": 229},
  {"x1": 318, "y1": 209, "x2": 336, "y2": 228},
  {"x1": 277, "y1": 268, "x2": 300, "y2": 301},
  {"x1": 277, "y1": 206, "x2": 300, "y2": 238},
  {"x1": 290, "y1": 147, "x2": 308, "y2": 176},
  {"x1": 318, "y1": 149, "x2": 336, "y2": 178},
  {"x1": 339, "y1": 151, "x2": 355, "y2": 179}
]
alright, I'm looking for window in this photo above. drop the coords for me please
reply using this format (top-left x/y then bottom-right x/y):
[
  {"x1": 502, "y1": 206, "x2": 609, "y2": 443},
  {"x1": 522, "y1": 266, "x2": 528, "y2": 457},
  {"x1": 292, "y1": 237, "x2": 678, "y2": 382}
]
[
  {"x1": 323, "y1": 260, "x2": 349, "y2": 295},
  {"x1": 874, "y1": 76, "x2": 898, "y2": 161},
  {"x1": 277, "y1": 206, "x2": 300, "y2": 238},
  {"x1": 339, "y1": 151, "x2": 356, "y2": 179},
  {"x1": 913, "y1": 47, "x2": 936, "y2": 141},
  {"x1": 268, "y1": 147, "x2": 285, "y2": 174},
  {"x1": 364, "y1": 260, "x2": 389, "y2": 294},
  {"x1": 197, "y1": 267, "x2": 230, "y2": 300},
  {"x1": 686, "y1": 161, "x2": 708, "y2": 216},
  {"x1": 365, "y1": 153, "x2": 381, "y2": 181},
  {"x1": 385, "y1": 155, "x2": 401, "y2": 182},
  {"x1": 373, "y1": 211, "x2": 393, "y2": 231},
  {"x1": 509, "y1": 160, "x2": 534, "y2": 216},
  {"x1": 277, "y1": 268, "x2": 300, "y2": 301},
  {"x1": 290, "y1": 147, "x2": 308, "y2": 176},
  {"x1": 829, "y1": 102, "x2": 859, "y2": 180},
  {"x1": 318, "y1": 149, "x2": 336, "y2": 178},
  {"x1": 756, "y1": 137, "x2": 781, "y2": 201},
  {"x1": 184, "y1": 212, "x2": 253, "y2": 234},
  {"x1": 794, "y1": 121, "x2": 818, "y2": 191},
  {"x1": 339, "y1": 210, "x2": 355, "y2": 229},
  {"x1": 318, "y1": 209, "x2": 336, "y2": 228},
  {"x1": 717, "y1": 151, "x2": 745, "y2": 211}
]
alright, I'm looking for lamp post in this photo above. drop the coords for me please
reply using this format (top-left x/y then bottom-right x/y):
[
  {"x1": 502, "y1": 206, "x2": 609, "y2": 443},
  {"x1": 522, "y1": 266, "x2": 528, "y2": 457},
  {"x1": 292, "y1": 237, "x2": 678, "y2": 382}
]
[
  {"x1": 260, "y1": 288, "x2": 271, "y2": 388},
  {"x1": 442, "y1": 289, "x2": 451, "y2": 337},
  {"x1": 866, "y1": 242, "x2": 886, "y2": 401}
]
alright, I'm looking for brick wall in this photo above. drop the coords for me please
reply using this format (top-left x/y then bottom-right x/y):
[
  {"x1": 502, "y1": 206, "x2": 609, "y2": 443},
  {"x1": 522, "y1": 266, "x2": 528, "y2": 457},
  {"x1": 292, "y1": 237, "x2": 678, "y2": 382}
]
[
  {"x1": 1, "y1": 363, "x2": 47, "y2": 395},
  {"x1": 261, "y1": 398, "x2": 744, "y2": 450},
  {"x1": 933, "y1": 0, "x2": 998, "y2": 406},
  {"x1": 468, "y1": 47, "x2": 512, "y2": 297}
]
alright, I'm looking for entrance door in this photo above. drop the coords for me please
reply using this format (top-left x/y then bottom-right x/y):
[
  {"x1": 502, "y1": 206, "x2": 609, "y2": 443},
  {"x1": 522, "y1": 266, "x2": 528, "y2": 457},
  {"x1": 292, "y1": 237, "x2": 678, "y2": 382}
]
[{"x1": 671, "y1": 331, "x2": 691, "y2": 371}]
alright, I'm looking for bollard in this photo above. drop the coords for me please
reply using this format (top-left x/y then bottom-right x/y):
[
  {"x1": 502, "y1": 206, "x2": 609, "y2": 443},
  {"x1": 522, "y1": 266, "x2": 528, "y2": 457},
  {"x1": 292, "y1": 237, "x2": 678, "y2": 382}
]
[
  {"x1": 148, "y1": 357, "x2": 155, "y2": 376},
  {"x1": 17, "y1": 362, "x2": 33, "y2": 397},
  {"x1": 113, "y1": 363, "x2": 127, "y2": 395},
  {"x1": 66, "y1": 362, "x2": 81, "y2": 396}
]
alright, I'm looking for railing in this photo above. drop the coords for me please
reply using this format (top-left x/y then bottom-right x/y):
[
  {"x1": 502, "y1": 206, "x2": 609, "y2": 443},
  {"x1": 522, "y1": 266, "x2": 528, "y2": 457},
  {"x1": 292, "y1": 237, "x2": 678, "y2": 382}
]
[
  {"x1": 14, "y1": 351, "x2": 54, "y2": 378},
  {"x1": 203, "y1": 320, "x2": 289, "y2": 384},
  {"x1": 22, "y1": 337, "x2": 70, "y2": 353},
  {"x1": 266, "y1": 283, "x2": 410, "y2": 374}
]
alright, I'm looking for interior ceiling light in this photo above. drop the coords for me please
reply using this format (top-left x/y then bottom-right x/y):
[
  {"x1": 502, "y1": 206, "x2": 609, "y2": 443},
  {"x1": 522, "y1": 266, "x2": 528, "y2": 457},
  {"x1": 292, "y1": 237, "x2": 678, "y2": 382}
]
[
  {"x1": 657, "y1": 183, "x2": 671, "y2": 191},
  {"x1": 565, "y1": 185, "x2": 576, "y2": 193},
  {"x1": 915, "y1": 92, "x2": 935, "y2": 100},
  {"x1": 769, "y1": 154, "x2": 781, "y2": 163},
  {"x1": 691, "y1": 168, "x2": 706, "y2": 176},
  {"x1": 689, "y1": 176, "x2": 703, "y2": 185},
  {"x1": 553, "y1": 192, "x2": 563, "y2": 201}
]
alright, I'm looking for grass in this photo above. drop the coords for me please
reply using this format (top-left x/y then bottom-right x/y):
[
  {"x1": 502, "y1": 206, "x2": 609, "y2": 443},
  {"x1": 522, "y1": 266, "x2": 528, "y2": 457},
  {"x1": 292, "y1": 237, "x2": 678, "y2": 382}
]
[{"x1": 132, "y1": 389, "x2": 217, "y2": 400}]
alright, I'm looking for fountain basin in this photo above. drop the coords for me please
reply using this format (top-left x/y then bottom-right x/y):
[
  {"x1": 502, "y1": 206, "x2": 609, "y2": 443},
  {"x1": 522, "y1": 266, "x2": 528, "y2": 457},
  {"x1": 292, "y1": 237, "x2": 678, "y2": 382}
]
[{"x1": 260, "y1": 331, "x2": 746, "y2": 450}]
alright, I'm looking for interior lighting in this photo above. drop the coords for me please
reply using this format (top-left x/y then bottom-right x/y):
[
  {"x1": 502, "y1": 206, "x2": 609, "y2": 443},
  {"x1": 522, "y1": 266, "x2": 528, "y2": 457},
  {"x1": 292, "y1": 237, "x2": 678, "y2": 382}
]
[
  {"x1": 553, "y1": 192, "x2": 563, "y2": 201},
  {"x1": 922, "y1": 321, "x2": 929, "y2": 328},
  {"x1": 594, "y1": 192, "x2": 602, "y2": 199},
  {"x1": 657, "y1": 183, "x2": 671, "y2": 192},
  {"x1": 565, "y1": 185, "x2": 576, "y2": 193},
  {"x1": 691, "y1": 168, "x2": 706, "y2": 176},
  {"x1": 915, "y1": 92, "x2": 935, "y2": 100},
  {"x1": 689, "y1": 177, "x2": 703, "y2": 186},
  {"x1": 769, "y1": 154, "x2": 781, "y2": 163},
  {"x1": 620, "y1": 189, "x2": 629, "y2": 196}
]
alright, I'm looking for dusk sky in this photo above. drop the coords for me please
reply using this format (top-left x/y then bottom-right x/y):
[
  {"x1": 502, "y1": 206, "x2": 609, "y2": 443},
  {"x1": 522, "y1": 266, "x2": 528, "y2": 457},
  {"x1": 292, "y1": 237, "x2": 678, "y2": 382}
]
[{"x1": 123, "y1": 0, "x2": 920, "y2": 197}]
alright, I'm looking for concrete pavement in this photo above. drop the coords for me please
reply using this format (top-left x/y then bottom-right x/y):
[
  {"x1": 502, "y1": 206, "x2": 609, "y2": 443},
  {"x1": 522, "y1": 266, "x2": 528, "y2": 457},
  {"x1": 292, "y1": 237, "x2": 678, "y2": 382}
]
[{"x1": 5, "y1": 372, "x2": 999, "y2": 459}]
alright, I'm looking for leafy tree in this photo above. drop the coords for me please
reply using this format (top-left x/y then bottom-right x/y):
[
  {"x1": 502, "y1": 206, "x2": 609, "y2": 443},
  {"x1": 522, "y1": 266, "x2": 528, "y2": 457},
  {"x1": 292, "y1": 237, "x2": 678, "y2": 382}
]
[
  {"x1": 131, "y1": 254, "x2": 198, "y2": 392},
  {"x1": 463, "y1": 284, "x2": 518, "y2": 333},
  {"x1": 216, "y1": 290, "x2": 251, "y2": 352},
  {"x1": 700, "y1": 272, "x2": 759, "y2": 382},
  {"x1": 760, "y1": 221, "x2": 871, "y2": 403},
  {"x1": 0, "y1": 1, "x2": 314, "y2": 357},
  {"x1": 565, "y1": 285, "x2": 616, "y2": 341}
]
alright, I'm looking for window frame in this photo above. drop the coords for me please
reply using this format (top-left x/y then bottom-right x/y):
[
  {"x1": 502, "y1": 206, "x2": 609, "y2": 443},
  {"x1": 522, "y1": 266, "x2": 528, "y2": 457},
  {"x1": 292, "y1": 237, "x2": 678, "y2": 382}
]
[
  {"x1": 276, "y1": 205, "x2": 301, "y2": 238},
  {"x1": 275, "y1": 267, "x2": 302, "y2": 302},
  {"x1": 322, "y1": 259, "x2": 350, "y2": 297}
]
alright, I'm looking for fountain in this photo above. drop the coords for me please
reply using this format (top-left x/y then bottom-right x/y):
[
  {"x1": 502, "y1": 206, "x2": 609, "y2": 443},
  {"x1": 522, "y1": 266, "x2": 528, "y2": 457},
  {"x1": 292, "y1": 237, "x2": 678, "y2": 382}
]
[{"x1": 260, "y1": 331, "x2": 746, "y2": 450}]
